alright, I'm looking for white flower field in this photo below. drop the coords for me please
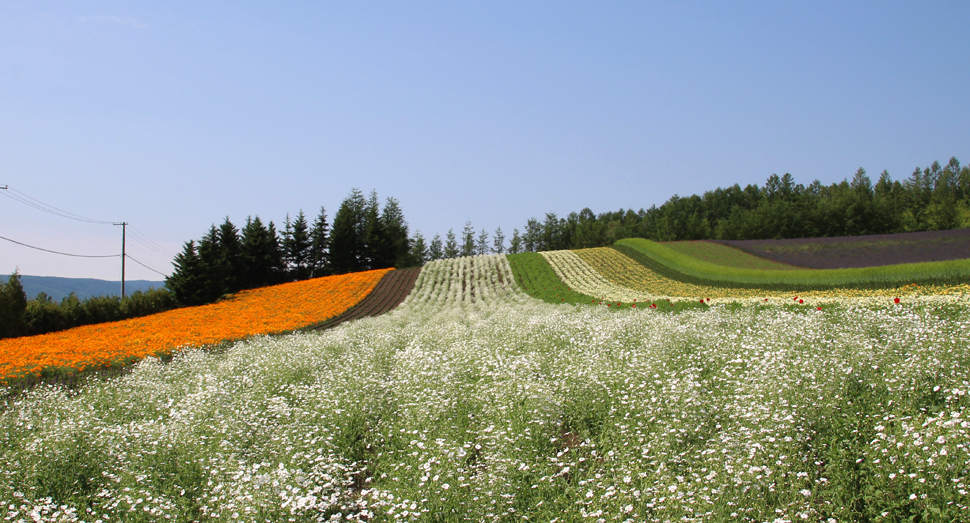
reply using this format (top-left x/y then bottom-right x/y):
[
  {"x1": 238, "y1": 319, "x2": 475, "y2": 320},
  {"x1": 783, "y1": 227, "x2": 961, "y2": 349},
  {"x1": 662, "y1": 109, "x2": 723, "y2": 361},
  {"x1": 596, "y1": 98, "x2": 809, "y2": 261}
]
[{"x1": 1, "y1": 254, "x2": 968, "y2": 522}]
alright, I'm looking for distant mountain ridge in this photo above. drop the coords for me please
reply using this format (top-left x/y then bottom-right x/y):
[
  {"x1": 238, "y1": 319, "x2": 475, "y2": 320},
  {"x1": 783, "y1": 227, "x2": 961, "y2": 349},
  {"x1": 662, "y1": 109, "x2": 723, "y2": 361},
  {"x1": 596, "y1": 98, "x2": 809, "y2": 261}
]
[{"x1": 19, "y1": 275, "x2": 166, "y2": 301}]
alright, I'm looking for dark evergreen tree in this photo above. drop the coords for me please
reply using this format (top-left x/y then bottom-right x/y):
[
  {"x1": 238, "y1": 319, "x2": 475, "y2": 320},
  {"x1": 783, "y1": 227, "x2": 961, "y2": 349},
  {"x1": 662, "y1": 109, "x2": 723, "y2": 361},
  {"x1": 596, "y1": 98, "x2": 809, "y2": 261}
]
[
  {"x1": 330, "y1": 188, "x2": 368, "y2": 274},
  {"x1": 428, "y1": 234, "x2": 444, "y2": 261},
  {"x1": 0, "y1": 271, "x2": 27, "y2": 338},
  {"x1": 475, "y1": 228, "x2": 489, "y2": 255},
  {"x1": 166, "y1": 240, "x2": 207, "y2": 306},
  {"x1": 492, "y1": 227, "x2": 506, "y2": 254},
  {"x1": 444, "y1": 229, "x2": 459, "y2": 258},
  {"x1": 198, "y1": 225, "x2": 229, "y2": 302},
  {"x1": 508, "y1": 228, "x2": 522, "y2": 254},
  {"x1": 380, "y1": 197, "x2": 410, "y2": 268},
  {"x1": 461, "y1": 221, "x2": 476, "y2": 257},
  {"x1": 218, "y1": 217, "x2": 242, "y2": 292},
  {"x1": 363, "y1": 191, "x2": 385, "y2": 270},
  {"x1": 284, "y1": 210, "x2": 312, "y2": 280},
  {"x1": 523, "y1": 218, "x2": 541, "y2": 252},
  {"x1": 309, "y1": 207, "x2": 330, "y2": 277},
  {"x1": 240, "y1": 216, "x2": 283, "y2": 289},
  {"x1": 407, "y1": 230, "x2": 428, "y2": 267}
]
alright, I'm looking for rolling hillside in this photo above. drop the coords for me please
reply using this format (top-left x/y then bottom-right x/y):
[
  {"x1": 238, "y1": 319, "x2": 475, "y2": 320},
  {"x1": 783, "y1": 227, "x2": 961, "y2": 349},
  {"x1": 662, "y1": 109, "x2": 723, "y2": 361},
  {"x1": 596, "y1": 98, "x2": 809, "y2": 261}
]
[{"x1": 1, "y1": 233, "x2": 969, "y2": 521}]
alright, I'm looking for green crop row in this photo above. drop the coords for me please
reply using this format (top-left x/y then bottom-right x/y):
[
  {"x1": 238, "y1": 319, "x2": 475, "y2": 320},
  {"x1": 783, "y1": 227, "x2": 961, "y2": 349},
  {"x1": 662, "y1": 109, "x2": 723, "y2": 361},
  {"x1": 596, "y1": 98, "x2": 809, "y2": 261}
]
[
  {"x1": 507, "y1": 252, "x2": 705, "y2": 312},
  {"x1": 616, "y1": 238, "x2": 970, "y2": 291}
]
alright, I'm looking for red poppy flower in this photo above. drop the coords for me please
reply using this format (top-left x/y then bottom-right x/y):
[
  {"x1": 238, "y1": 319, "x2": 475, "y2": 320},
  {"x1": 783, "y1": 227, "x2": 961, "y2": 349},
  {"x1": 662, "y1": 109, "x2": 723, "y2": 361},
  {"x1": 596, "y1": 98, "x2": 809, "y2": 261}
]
[
  {"x1": 817, "y1": 306, "x2": 822, "y2": 311},
  {"x1": 799, "y1": 299, "x2": 803, "y2": 304},
  {"x1": 894, "y1": 297, "x2": 900, "y2": 304},
  {"x1": 793, "y1": 296, "x2": 799, "y2": 301},
  {"x1": 632, "y1": 304, "x2": 636, "y2": 308}
]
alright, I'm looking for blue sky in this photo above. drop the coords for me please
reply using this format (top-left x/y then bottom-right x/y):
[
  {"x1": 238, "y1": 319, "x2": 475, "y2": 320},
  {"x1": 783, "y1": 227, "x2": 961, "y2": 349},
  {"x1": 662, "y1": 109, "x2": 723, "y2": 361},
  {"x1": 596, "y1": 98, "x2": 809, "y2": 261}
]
[{"x1": 2, "y1": 1, "x2": 968, "y2": 281}]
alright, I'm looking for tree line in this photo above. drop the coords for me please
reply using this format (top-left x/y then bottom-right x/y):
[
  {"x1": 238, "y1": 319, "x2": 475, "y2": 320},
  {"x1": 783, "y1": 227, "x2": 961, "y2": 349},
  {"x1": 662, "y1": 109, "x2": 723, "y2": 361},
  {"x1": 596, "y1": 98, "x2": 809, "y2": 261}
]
[
  {"x1": 414, "y1": 156, "x2": 969, "y2": 257},
  {"x1": 0, "y1": 272, "x2": 176, "y2": 340},
  {"x1": 165, "y1": 188, "x2": 415, "y2": 306}
]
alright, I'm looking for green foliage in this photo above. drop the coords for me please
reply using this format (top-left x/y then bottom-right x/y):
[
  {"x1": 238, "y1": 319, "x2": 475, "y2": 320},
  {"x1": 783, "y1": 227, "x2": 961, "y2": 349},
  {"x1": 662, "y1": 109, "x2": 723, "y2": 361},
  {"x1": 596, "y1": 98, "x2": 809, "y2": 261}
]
[
  {"x1": 0, "y1": 280, "x2": 176, "y2": 340},
  {"x1": 0, "y1": 272, "x2": 27, "y2": 338},
  {"x1": 330, "y1": 188, "x2": 368, "y2": 274},
  {"x1": 616, "y1": 237, "x2": 970, "y2": 290},
  {"x1": 502, "y1": 157, "x2": 970, "y2": 250}
]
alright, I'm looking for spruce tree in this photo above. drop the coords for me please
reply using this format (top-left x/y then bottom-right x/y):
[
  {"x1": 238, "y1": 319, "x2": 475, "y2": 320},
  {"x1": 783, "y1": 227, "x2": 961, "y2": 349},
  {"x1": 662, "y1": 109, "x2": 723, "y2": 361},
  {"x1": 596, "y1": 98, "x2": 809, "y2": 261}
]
[
  {"x1": 407, "y1": 230, "x2": 428, "y2": 267},
  {"x1": 166, "y1": 240, "x2": 207, "y2": 305},
  {"x1": 218, "y1": 217, "x2": 242, "y2": 292},
  {"x1": 508, "y1": 228, "x2": 523, "y2": 254},
  {"x1": 492, "y1": 227, "x2": 506, "y2": 254},
  {"x1": 363, "y1": 191, "x2": 385, "y2": 270},
  {"x1": 428, "y1": 234, "x2": 444, "y2": 261},
  {"x1": 380, "y1": 197, "x2": 410, "y2": 268},
  {"x1": 476, "y1": 228, "x2": 489, "y2": 256},
  {"x1": 309, "y1": 207, "x2": 330, "y2": 278},
  {"x1": 197, "y1": 225, "x2": 230, "y2": 302},
  {"x1": 444, "y1": 229, "x2": 459, "y2": 258},
  {"x1": 461, "y1": 221, "x2": 475, "y2": 257},
  {"x1": 284, "y1": 210, "x2": 312, "y2": 280},
  {"x1": 240, "y1": 216, "x2": 283, "y2": 289},
  {"x1": 330, "y1": 188, "x2": 368, "y2": 274}
]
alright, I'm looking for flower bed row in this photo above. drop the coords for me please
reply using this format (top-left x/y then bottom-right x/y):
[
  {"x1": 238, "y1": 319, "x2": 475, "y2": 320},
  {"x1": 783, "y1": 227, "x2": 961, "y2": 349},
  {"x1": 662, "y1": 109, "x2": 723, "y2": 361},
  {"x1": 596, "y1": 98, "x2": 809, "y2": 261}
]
[
  {"x1": 0, "y1": 269, "x2": 391, "y2": 383},
  {"x1": 569, "y1": 247, "x2": 970, "y2": 306}
]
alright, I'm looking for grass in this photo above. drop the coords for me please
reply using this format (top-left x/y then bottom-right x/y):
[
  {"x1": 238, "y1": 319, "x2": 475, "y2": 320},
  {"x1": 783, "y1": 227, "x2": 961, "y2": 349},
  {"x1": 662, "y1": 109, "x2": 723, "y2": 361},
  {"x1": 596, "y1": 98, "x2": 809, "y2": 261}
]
[
  {"x1": 662, "y1": 240, "x2": 799, "y2": 270},
  {"x1": 616, "y1": 238, "x2": 970, "y2": 291}
]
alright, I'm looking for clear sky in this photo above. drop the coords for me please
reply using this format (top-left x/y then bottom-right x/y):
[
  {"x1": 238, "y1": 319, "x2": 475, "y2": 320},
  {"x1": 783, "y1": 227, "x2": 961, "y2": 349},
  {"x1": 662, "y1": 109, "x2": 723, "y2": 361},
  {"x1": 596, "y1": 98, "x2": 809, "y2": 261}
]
[{"x1": 2, "y1": 1, "x2": 968, "y2": 281}]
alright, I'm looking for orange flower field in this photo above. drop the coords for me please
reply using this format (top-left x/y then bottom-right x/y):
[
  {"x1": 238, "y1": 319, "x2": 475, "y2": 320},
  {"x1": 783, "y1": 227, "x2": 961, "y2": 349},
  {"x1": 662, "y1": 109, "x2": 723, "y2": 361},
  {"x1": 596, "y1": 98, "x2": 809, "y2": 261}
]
[{"x1": 0, "y1": 268, "x2": 392, "y2": 382}]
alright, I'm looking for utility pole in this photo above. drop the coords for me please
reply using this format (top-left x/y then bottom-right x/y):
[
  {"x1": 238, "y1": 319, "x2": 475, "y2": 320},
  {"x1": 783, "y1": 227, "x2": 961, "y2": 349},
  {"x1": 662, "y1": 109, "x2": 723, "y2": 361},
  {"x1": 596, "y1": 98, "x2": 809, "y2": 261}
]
[{"x1": 114, "y1": 222, "x2": 127, "y2": 297}]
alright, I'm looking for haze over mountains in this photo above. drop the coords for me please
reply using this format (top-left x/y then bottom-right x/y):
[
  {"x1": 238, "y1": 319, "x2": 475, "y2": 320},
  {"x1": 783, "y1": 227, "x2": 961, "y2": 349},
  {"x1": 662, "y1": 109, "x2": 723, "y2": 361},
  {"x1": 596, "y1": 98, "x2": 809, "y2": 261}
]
[{"x1": 19, "y1": 275, "x2": 165, "y2": 301}]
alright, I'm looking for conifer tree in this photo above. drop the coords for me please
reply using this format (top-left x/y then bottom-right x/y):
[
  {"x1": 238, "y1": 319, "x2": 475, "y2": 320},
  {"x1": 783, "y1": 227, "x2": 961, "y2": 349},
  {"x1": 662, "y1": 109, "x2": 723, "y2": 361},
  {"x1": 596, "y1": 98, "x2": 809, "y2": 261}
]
[
  {"x1": 492, "y1": 227, "x2": 506, "y2": 254},
  {"x1": 476, "y1": 228, "x2": 489, "y2": 255},
  {"x1": 461, "y1": 221, "x2": 476, "y2": 257},
  {"x1": 166, "y1": 240, "x2": 207, "y2": 305},
  {"x1": 508, "y1": 228, "x2": 523, "y2": 254},
  {"x1": 330, "y1": 188, "x2": 368, "y2": 274},
  {"x1": 363, "y1": 191, "x2": 385, "y2": 270},
  {"x1": 444, "y1": 229, "x2": 459, "y2": 258},
  {"x1": 284, "y1": 210, "x2": 312, "y2": 280},
  {"x1": 218, "y1": 217, "x2": 242, "y2": 292},
  {"x1": 407, "y1": 230, "x2": 428, "y2": 267},
  {"x1": 309, "y1": 207, "x2": 330, "y2": 277},
  {"x1": 240, "y1": 216, "x2": 283, "y2": 289},
  {"x1": 428, "y1": 234, "x2": 444, "y2": 261},
  {"x1": 380, "y1": 197, "x2": 410, "y2": 268},
  {"x1": 198, "y1": 225, "x2": 229, "y2": 302}
]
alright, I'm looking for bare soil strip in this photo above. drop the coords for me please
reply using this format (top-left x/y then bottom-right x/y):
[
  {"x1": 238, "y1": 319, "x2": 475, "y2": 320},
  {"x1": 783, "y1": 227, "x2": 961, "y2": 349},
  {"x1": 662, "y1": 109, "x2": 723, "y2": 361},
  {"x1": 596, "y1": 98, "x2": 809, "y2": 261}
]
[
  {"x1": 712, "y1": 228, "x2": 970, "y2": 269},
  {"x1": 308, "y1": 267, "x2": 423, "y2": 331}
]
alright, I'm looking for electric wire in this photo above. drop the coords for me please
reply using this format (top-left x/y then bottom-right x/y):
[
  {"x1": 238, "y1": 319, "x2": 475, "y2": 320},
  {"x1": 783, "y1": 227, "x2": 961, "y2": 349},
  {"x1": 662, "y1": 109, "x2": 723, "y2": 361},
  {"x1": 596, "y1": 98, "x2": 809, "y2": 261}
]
[
  {"x1": 2, "y1": 185, "x2": 176, "y2": 278},
  {"x1": 1, "y1": 187, "x2": 116, "y2": 224},
  {"x1": 0, "y1": 234, "x2": 120, "y2": 258},
  {"x1": 125, "y1": 254, "x2": 169, "y2": 278}
]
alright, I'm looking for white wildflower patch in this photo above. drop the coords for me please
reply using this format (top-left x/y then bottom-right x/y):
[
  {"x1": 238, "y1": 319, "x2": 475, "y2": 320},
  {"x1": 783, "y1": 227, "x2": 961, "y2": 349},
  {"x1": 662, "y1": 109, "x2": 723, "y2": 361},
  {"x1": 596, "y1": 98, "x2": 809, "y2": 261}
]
[{"x1": 0, "y1": 254, "x2": 967, "y2": 521}]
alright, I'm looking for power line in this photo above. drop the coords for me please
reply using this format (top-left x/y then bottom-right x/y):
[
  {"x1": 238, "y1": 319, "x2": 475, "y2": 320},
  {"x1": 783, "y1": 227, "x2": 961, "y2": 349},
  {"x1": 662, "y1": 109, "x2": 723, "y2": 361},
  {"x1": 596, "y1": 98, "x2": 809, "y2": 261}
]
[
  {"x1": 0, "y1": 186, "x2": 116, "y2": 224},
  {"x1": 0, "y1": 234, "x2": 120, "y2": 258},
  {"x1": 126, "y1": 254, "x2": 169, "y2": 278},
  {"x1": 128, "y1": 226, "x2": 177, "y2": 257}
]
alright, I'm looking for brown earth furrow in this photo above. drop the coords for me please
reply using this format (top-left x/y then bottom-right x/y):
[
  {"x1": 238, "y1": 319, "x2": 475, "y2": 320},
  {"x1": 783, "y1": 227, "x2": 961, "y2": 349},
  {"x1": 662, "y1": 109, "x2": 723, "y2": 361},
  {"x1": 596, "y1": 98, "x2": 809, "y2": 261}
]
[
  {"x1": 308, "y1": 266, "x2": 422, "y2": 331},
  {"x1": 712, "y1": 228, "x2": 970, "y2": 269}
]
